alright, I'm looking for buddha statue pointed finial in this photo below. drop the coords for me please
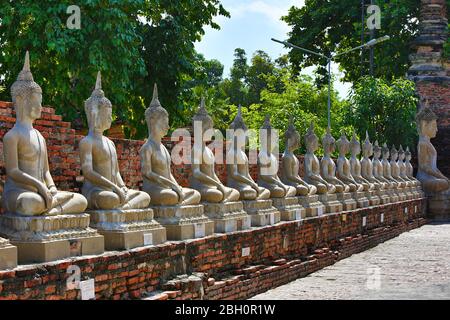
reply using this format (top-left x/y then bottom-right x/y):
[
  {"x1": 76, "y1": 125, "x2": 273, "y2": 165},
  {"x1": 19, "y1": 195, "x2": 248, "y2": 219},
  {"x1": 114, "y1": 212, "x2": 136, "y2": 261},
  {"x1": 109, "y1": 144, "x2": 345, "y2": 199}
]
[
  {"x1": 391, "y1": 145, "x2": 398, "y2": 156},
  {"x1": 305, "y1": 121, "x2": 315, "y2": 138},
  {"x1": 230, "y1": 105, "x2": 247, "y2": 131},
  {"x1": 262, "y1": 114, "x2": 272, "y2": 130},
  {"x1": 145, "y1": 83, "x2": 169, "y2": 135},
  {"x1": 149, "y1": 83, "x2": 162, "y2": 109},
  {"x1": 405, "y1": 146, "x2": 411, "y2": 156},
  {"x1": 284, "y1": 116, "x2": 297, "y2": 141},
  {"x1": 351, "y1": 131, "x2": 359, "y2": 145},
  {"x1": 382, "y1": 142, "x2": 389, "y2": 154},
  {"x1": 84, "y1": 71, "x2": 112, "y2": 129},
  {"x1": 193, "y1": 97, "x2": 213, "y2": 130},
  {"x1": 92, "y1": 71, "x2": 105, "y2": 98},
  {"x1": 364, "y1": 131, "x2": 371, "y2": 144},
  {"x1": 11, "y1": 51, "x2": 42, "y2": 111},
  {"x1": 399, "y1": 145, "x2": 404, "y2": 153},
  {"x1": 336, "y1": 131, "x2": 349, "y2": 151},
  {"x1": 322, "y1": 125, "x2": 335, "y2": 148}
]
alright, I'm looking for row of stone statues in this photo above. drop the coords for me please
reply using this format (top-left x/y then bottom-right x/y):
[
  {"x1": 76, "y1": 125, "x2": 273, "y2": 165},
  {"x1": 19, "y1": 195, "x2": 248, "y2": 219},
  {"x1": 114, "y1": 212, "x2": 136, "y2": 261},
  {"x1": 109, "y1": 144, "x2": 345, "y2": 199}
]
[{"x1": 0, "y1": 52, "x2": 425, "y2": 268}]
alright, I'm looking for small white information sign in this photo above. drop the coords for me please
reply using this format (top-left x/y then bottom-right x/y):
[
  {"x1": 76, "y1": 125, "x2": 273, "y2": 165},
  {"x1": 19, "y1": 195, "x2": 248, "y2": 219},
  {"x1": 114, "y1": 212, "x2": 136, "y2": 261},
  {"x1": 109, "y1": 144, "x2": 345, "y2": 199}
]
[
  {"x1": 242, "y1": 247, "x2": 250, "y2": 257},
  {"x1": 317, "y1": 206, "x2": 324, "y2": 216},
  {"x1": 404, "y1": 207, "x2": 408, "y2": 214},
  {"x1": 269, "y1": 213, "x2": 275, "y2": 225},
  {"x1": 143, "y1": 233, "x2": 153, "y2": 246},
  {"x1": 80, "y1": 279, "x2": 95, "y2": 300},
  {"x1": 380, "y1": 213, "x2": 384, "y2": 223},
  {"x1": 194, "y1": 223, "x2": 205, "y2": 238},
  {"x1": 295, "y1": 210, "x2": 302, "y2": 220},
  {"x1": 362, "y1": 216, "x2": 367, "y2": 227}
]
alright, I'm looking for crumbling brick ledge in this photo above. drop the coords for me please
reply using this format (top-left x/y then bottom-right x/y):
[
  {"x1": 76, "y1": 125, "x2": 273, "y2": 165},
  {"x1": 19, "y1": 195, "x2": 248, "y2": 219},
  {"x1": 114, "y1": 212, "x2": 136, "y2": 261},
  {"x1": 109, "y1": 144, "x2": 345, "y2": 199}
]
[{"x1": 0, "y1": 199, "x2": 426, "y2": 300}]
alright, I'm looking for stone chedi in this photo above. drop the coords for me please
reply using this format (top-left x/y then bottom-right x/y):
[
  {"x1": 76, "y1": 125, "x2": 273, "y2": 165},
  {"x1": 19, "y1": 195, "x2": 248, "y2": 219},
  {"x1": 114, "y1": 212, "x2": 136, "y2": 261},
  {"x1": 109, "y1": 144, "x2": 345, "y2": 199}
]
[
  {"x1": 79, "y1": 72, "x2": 165, "y2": 249},
  {"x1": 303, "y1": 123, "x2": 342, "y2": 213},
  {"x1": 226, "y1": 106, "x2": 280, "y2": 226},
  {"x1": 389, "y1": 145, "x2": 408, "y2": 201},
  {"x1": 280, "y1": 118, "x2": 325, "y2": 217},
  {"x1": 416, "y1": 104, "x2": 450, "y2": 218},
  {"x1": 140, "y1": 84, "x2": 213, "y2": 240},
  {"x1": 321, "y1": 127, "x2": 357, "y2": 211},
  {"x1": 380, "y1": 143, "x2": 400, "y2": 202},
  {"x1": 360, "y1": 133, "x2": 386, "y2": 205},
  {"x1": 0, "y1": 52, "x2": 103, "y2": 263},
  {"x1": 189, "y1": 99, "x2": 250, "y2": 232},
  {"x1": 257, "y1": 116, "x2": 304, "y2": 220}
]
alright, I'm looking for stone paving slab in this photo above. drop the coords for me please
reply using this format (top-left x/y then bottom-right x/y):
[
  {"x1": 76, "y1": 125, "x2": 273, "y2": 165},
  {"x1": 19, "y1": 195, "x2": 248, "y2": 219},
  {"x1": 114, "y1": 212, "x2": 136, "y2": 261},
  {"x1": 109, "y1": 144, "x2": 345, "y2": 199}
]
[{"x1": 251, "y1": 223, "x2": 450, "y2": 300}]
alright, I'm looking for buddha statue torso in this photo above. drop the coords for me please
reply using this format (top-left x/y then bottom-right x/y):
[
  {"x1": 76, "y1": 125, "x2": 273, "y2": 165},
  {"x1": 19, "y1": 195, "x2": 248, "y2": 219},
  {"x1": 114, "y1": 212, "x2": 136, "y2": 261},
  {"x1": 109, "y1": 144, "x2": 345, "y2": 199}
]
[
  {"x1": 389, "y1": 146, "x2": 405, "y2": 187},
  {"x1": 320, "y1": 128, "x2": 348, "y2": 193},
  {"x1": 336, "y1": 133, "x2": 359, "y2": 192}
]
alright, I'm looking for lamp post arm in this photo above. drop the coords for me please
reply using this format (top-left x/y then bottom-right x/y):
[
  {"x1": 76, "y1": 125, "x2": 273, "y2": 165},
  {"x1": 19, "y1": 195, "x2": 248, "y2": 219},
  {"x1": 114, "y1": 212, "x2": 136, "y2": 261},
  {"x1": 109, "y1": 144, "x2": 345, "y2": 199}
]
[{"x1": 271, "y1": 38, "x2": 329, "y2": 60}]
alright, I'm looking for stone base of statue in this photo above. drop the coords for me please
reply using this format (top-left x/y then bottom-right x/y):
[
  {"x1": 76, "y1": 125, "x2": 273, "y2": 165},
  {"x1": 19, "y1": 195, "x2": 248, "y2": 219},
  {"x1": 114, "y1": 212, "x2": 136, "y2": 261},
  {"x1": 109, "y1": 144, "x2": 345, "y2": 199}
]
[
  {"x1": 202, "y1": 201, "x2": 251, "y2": 233},
  {"x1": 88, "y1": 208, "x2": 166, "y2": 250},
  {"x1": 336, "y1": 192, "x2": 357, "y2": 211},
  {"x1": 318, "y1": 193, "x2": 343, "y2": 214},
  {"x1": 152, "y1": 205, "x2": 214, "y2": 240},
  {"x1": 0, "y1": 237, "x2": 17, "y2": 270},
  {"x1": 395, "y1": 187, "x2": 408, "y2": 201},
  {"x1": 365, "y1": 190, "x2": 381, "y2": 206},
  {"x1": 351, "y1": 191, "x2": 370, "y2": 208},
  {"x1": 403, "y1": 187, "x2": 415, "y2": 200},
  {"x1": 242, "y1": 200, "x2": 281, "y2": 227},
  {"x1": 376, "y1": 189, "x2": 391, "y2": 204},
  {"x1": 387, "y1": 188, "x2": 400, "y2": 203},
  {"x1": 296, "y1": 195, "x2": 326, "y2": 217},
  {"x1": 414, "y1": 186, "x2": 426, "y2": 199},
  {"x1": 271, "y1": 197, "x2": 305, "y2": 221},
  {"x1": 426, "y1": 190, "x2": 450, "y2": 221},
  {"x1": 0, "y1": 213, "x2": 104, "y2": 264}
]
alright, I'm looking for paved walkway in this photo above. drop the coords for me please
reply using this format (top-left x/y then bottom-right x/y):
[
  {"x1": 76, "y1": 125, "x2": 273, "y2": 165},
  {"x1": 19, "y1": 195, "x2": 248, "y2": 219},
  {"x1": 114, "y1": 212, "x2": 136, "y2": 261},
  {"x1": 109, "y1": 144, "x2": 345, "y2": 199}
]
[{"x1": 251, "y1": 223, "x2": 450, "y2": 300}]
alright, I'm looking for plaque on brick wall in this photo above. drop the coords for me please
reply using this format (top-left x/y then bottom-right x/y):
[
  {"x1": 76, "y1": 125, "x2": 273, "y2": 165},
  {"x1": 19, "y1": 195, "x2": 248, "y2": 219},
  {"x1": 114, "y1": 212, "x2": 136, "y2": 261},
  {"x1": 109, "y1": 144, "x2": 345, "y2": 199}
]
[{"x1": 80, "y1": 279, "x2": 95, "y2": 300}]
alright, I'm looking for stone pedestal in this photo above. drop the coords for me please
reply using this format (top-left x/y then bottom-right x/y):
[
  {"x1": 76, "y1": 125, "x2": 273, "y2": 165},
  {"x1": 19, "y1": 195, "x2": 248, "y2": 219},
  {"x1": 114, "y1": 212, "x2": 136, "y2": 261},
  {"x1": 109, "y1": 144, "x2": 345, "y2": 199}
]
[
  {"x1": 426, "y1": 190, "x2": 450, "y2": 221},
  {"x1": 403, "y1": 186, "x2": 415, "y2": 200},
  {"x1": 395, "y1": 187, "x2": 408, "y2": 201},
  {"x1": 202, "y1": 201, "x2": 251, "y2": 233},
  {"x1": 152, "y1": 205, "x2": 214, "y2": 241},
  {"x1": 387, "y1": 188, "x2": 400, "y2": 203},
  {"x1": 296, "y1": 195, "x2": 326, "y2": 217},
  {"x1": 352, "y1": 191, "x2": 370, "y2": 208},
  {"x1": 365, "y1": 190, "x2": 381, "y2": 206},
  {"x1": 242, "y1": 199, "x2": 280, "y2": 227},
  {"x1": 0, "y1": 237, "x2": 17, "y2": 270},
  {"x1": 376, "y1": 190, "x2": 391, "y2": 204},
  {"x1": 336, "y1": 192, "x2": 357, "y2": 211},
  {"x1": 318, "y1": 193, "x2": 343, "y2": 213},
  {"x1": 0, "y1": 214, "x2": 104, "y2": 264},
  {"x1": 271, "y1": 197, "x2": 305, "y2": 221},
  {"x1": 88, "y1": 208, "x2": 166, "y2": 250}
]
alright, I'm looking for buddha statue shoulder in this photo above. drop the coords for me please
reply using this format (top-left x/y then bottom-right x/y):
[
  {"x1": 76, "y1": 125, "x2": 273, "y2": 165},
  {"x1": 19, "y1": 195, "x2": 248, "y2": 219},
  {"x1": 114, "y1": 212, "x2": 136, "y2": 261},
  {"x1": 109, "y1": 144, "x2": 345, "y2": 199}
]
[
  {"x1": 360, "y1": 132, "x2": 379, "y2": 190},
  {"x1": 189, "y1": 98, "x2": 240, "y2": 203},
  {"x1": 335, "y1": 132, "x2": 359, "y2": 192},
  {"x1": 415, "y1": 103, "x2": 449, "y2": 193},
  {"x1": 2, "y1": 52, "x2": 87, "y2": 216},
  {"x1": 280, "y1": 118, "x2": 316, "y2": 196},
  {"x1": 79, "y1": 72, "x2": 150, "y2": 210},
  {"x1": 226, "y1": 106, "x2": 270, "y2": 200},
  {"x1": 349, "y1": 132, "x2": 371, "y2": 191},
  {"x1": 257, "y1": 116, "x2": 296, "y2": 198},
  {"x1": 303, "y1": 122, "x2": 333, "y2": 194},
  {"x1": 140, "y1": 84, "x2": 201, "y2": 206},
  {"x1": 320, "y1": 126, "x2": 349, "y2": 193}
]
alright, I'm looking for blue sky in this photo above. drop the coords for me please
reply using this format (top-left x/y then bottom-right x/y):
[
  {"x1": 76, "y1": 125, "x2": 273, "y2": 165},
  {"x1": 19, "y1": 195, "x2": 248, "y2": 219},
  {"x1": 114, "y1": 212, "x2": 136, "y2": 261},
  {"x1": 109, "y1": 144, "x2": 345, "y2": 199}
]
[{"x1": 195, "y1": 0, "x2": 352, "y2": 99}]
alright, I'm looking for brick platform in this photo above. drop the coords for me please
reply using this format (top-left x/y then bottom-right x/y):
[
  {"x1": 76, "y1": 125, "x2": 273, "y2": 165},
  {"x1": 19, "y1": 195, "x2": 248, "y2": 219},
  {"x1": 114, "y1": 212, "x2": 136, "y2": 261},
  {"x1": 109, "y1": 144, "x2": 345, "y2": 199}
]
[{"x1": 0, "y1": 198, "x2": 426, "y2": 300}]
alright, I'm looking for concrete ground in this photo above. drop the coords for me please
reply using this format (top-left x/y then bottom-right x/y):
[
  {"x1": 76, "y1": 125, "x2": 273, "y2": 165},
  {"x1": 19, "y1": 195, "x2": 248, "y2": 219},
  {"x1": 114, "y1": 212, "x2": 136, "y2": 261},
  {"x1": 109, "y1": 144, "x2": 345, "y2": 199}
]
[{"x1": 251, "y1": 223, "x2": 450, "y2": 300}]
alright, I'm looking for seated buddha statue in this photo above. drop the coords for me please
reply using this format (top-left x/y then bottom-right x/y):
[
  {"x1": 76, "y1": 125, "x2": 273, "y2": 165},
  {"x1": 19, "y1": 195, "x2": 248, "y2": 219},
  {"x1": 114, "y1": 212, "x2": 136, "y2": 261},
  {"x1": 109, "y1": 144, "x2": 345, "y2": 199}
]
[
  {"x1": 226, "y1": 106, "x2": 270, "y2": 200},
  {"x1": 140, "y1": 84, "x2": 201, "y2": 206},
  {"x1": 389, "y1": 145, "x2": 406, "y2": 188},
  {"x1": 335, "y1": 132, "x2": 360, "y2": 192},
  {"x1": 372, "y1": 141, "x2": 391, "y2": 189},
  {"x1": 349, "y1": 132, "x2": 371, "y2": 191},
  {"x1": 79, "y1": 72, "x2": 150, "y2": 210},
  {"x1": 415, "y1": 104, "x2": 449, "y2": 193},
  {"x1": 257, "y1": 116, "x2": 297, "y2": 198},
  {"x1": 303, "y1": 122, "x2": 334, "y2": 194},
  {"x1": 360, "y1": 132, "x2": 380, "y2": 190},
  {"x1": 320, "y1": 127, "x2": 349, "y2": 193},
  {"x1": 381, "y1": 143, "x2": 399, "y2": 188},
  {"x1": 397, "y1": 145, "x2": 414, "y2": 188},
  {"x1": 2, "y1": 52, "x2": 88, "y2": 216},
  {"x1": 189, "y1": 99, "x2": 240, "y2": 203},
  {"x1": 280, "y1": 118, "x2": 317, "y2": 196},
  {"x1": 404, "y1": 147, "x2": 421, "y2": 187}
]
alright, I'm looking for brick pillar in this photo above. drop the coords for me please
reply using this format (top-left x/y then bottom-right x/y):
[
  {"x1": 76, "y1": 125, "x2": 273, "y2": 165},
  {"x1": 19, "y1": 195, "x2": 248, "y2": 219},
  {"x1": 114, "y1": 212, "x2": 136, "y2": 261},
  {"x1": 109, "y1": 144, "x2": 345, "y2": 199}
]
[{"x1": 409, "y1": 0, "x2": 450, "y2": 177}]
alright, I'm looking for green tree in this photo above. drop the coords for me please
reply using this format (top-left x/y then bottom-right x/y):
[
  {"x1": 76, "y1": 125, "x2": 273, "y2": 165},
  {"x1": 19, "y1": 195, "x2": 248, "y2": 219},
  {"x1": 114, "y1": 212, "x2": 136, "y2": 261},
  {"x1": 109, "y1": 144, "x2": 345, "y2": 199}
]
[{"x1": 282, "y1": 0, "x2": 420, "y2": 85}]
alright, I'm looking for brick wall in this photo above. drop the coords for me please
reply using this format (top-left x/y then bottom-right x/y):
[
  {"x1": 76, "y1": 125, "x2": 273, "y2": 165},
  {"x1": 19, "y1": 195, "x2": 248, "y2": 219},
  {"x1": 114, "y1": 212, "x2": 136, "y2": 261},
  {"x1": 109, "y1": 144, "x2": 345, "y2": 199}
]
[{"x1": 0, "y1": 199, "x2": 426, "y2": 300}]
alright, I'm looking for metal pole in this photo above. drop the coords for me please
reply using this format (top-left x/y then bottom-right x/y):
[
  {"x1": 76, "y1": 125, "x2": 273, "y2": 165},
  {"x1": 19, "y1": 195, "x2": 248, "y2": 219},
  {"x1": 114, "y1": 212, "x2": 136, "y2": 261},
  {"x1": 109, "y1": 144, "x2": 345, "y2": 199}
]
[
  {"x1": 327, "y1": 59, "x2": 331, "y2": 128},
  {"x1": 369, "y1": 0, "x2": 375, "y2": 76},
  {"x1": 361, "y1": 0, "x2": 365, "y2": 75}
]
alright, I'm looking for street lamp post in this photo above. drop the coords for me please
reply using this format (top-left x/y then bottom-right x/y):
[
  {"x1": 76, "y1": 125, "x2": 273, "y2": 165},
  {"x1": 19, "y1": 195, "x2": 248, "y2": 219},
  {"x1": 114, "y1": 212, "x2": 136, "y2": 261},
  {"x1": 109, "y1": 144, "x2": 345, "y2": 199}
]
[{"x1": 271, "y1": 35, "x2": 390, "y2": 128}]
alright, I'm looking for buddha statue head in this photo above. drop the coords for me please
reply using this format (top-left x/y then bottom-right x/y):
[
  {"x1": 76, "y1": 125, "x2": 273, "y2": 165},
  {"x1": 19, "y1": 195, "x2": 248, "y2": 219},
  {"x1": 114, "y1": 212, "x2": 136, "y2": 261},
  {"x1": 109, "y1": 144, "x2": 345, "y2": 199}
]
[
  {"x1": 84, "y1": 72, "x2": 113, "y2": 133},
  {"x1": 382, "y1": 143, "x2": 390, "y2": 160},
  {"x1": 229, "y1": 105, "x2": 248, "y2": 151},
  {"x1": 416, "y1": 100, "x2": 438, "y2": 139},
  {"x1": 11, "y1": 51, "x2": 42, "y2": 122},
  {"x1": 145, "y1": 84, "x2": 169, "y2": 139},
  {"x1": 350, "y1": 132, "x2": 361, "y2": 157},
  {"x1": 322, "y1": 126, "x2": 336, "y2": 156},
  {"x1": 193, "y1": 97, "x2": 214, "y2": 137},
  {"x1": 260, "y1": 114, "x2": 277, "y2": 152},
  {"x1": 336, "y1": 132, "x2": 350, "y2": 156},
  {"x1": 284, "y1": 117, "x2": 300, "y2": 152},
  {"x1": 390, "y1": 145, "x2": 398, "y2": 161},
  {"x1": 405, "y1": 147, "x2": 412, "y2": 163},
  {"x1": 398, "y1": 145, "x2": 405, "y2": 161},
  {"x1": 305, "y1": 121, "x2": 319, "y2": 153},
  {"x1": 373, "y1": 140, "x2": 382, "y2": 159},
  {"x1": 362, "y1": 132, "x2": 373, "y2": 158}
]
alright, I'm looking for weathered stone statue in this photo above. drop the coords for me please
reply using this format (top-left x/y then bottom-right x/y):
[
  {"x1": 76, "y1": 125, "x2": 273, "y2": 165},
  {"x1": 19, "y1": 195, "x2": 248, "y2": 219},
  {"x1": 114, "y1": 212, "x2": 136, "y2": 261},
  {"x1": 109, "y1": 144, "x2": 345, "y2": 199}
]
[
  {"x1": 348, "y1": 133, "x2": 370, "y2": 207},
  {"x1": 372, "y1": 141, "x2": 395, "y2": 203},
  {"x1": 381, "y1": 143, "x2": 400, "y2": 202},
  {"x1": 336, "y1": 133, "x2": 359, "y2": 192},
  {"x1": 226, "y1": 106, "x2": 280, "y2": 226},
  {"x1": 397, "y1": 145, "x2": 415, "y2": 200},
  {"x1": 258, "y1": 116, "x2": 305, "y2": 220},
  {"x1": 389, "y1": 145, "x2": 407, "y2": 201},
  {"x1": 404, "y1": 146, "x2": 424, "y2": 198},
  {"x1": 360, "y1": 133, "x2": 385, "y2": 205},
  {"x1": 416, "y1": 104, "x2": 450, "y2": 217},
  {"x1": 140, "y1": 84, "x2": 213, "y2": 239},
  {"x1": 303, "y1": 123, "x2": 342, "y2": 213},
  {"x1": 80, "y1": 72, "x2": 165, "y2": 249},
  {"x1": 0, "y1": 52, "x2": 103, "y2": 263},
  {"x1": 280, "y1": 118, "x2": 325, "y2": 217},
  {"x1": 321, "y1": 127, "x2": 356, "y2": 211},
  {"x1": 189, "y1": 99, "x2": 250, "y2": 232}
]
